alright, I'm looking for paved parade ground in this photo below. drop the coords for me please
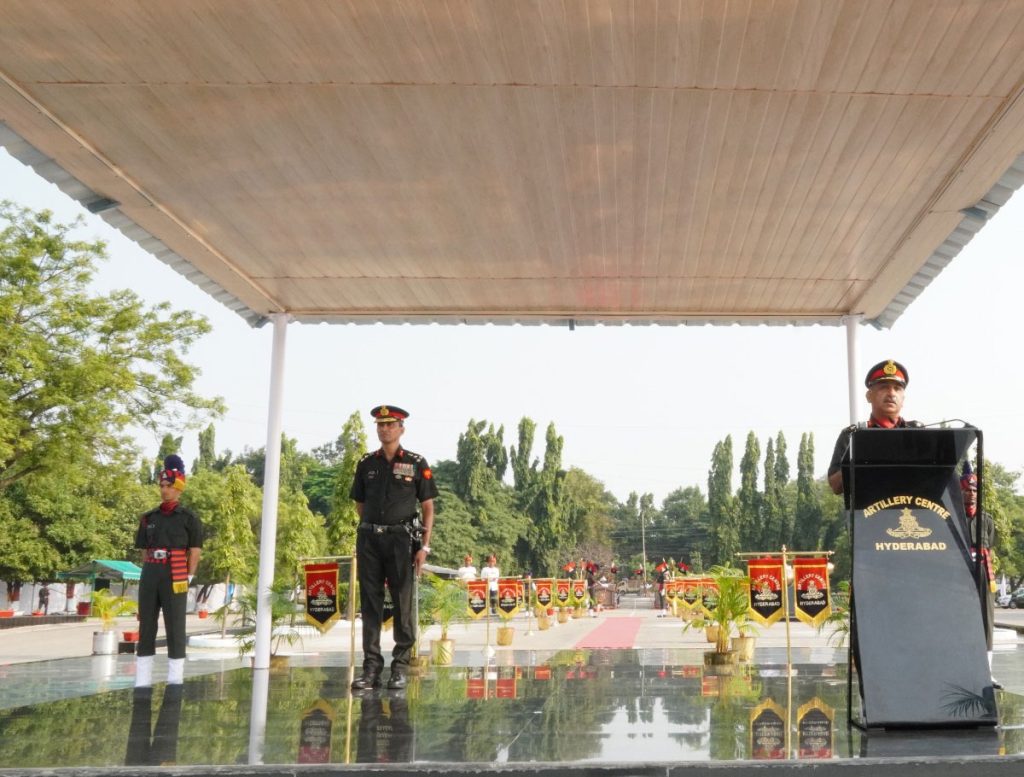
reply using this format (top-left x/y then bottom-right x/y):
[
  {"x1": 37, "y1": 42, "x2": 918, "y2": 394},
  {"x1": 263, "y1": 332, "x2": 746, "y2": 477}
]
[{"x1": 2, "y1": 597, "x2": 1024, "y2": 774}]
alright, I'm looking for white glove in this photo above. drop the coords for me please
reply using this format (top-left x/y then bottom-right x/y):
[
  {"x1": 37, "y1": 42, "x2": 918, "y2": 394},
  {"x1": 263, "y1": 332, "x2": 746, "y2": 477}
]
[{"x1": 188, "y1": 575, "x2": 194, "y2": 585}]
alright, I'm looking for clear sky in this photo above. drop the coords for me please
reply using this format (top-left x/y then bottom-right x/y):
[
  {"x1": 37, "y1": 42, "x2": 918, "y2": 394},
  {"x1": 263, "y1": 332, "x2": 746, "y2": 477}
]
[{"x1": 3, "y1": 148, "x2": 1023, "y2": 503}]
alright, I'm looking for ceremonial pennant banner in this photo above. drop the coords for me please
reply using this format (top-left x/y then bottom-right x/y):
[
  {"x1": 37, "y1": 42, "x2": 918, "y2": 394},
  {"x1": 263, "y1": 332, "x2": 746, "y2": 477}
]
[
  {"x1": 534, "y1": 665, "x2": 552, "y2": 681},
  {"x1": 679, "y1": 578, "x2": 702, "y2": 610},
  {"x1": 534, "y1": 578, "x2": 554, "y2": 608},
  {"x1": 701, "y1": 674, "x2": 719, "y2": 697},
  {"x1": 497, "y1": 578, "x2": 521, "y2": 619},
  {"x1": 466, "y1": 666, "x2": 486, "y2": 699},
  {"x1": 750, "y1": 699, "x2": 787, "y2": 760},
  {"x1": 797, "y1": 698, "x2": 834, "y2": 760},
  {"x1": 571, "y1": 578, "x2": 588, "y2": 605},
  {"x1": 496, "y1": 665, "x2": 518, "y2": 699},
  {"x1": 746, "y1": 557, "x2": 785, "y2": 626},
  {"x1": 466, "y1": 580, "x2": 489, "y2": 619},
  {"x1": 304, "y1": 563, "x2": 340, "y2": 633},
  {"x1": 792, "y1": 557, "x2": 831, "y2": 628},
  {"x1": 664, "y1": 579, "x2": 678, "y2": 601},
  {"x1": 555, "y1": 579, "x2": 572, "y2": 606},
  {"x1": 700, "y1": 579, "x2": 720, "y2": 619},
  {"x1": 297, "y1": 699, "x2": 334, "y2": 764}
]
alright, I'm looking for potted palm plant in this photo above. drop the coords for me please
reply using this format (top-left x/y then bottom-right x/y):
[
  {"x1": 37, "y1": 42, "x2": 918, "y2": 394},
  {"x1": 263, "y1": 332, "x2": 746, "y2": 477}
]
[
  {"x1": 232, "y1": 582, "x2": 304, "y2": 668},
  {"x1": 420, "y1": 574, "x2": 466, "y2": 665},
  {"x1": 89, "y1": 588, "x2": 137, "y2": 655},
  {"x1": 683, "y1": 566, "x2": 752, "y2": 669}
]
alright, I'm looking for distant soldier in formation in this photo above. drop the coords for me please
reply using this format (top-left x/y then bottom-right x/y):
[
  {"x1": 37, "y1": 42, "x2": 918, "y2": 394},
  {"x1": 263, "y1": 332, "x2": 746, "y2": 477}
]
[{"x1": 961, "y1": 461, "x2": 1000, "y2": 688}]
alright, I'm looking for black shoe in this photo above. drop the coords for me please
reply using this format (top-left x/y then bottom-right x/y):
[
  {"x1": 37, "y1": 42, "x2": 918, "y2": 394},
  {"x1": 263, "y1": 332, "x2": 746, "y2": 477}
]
[
  {"x1": 387, "y1": 672, "x2": 408, "y2": 690},
  {"x1": 351, "y1": 672, "x2": 381, "y2": 691}
]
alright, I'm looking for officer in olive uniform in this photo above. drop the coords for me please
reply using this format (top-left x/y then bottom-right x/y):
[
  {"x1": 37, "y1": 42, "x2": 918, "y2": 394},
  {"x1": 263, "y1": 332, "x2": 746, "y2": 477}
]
[
  {"x1": 961, "y1": 462, "x2": 999, "y2": 686},
  {"x1": 350, "y1": 405, "x2": 437, "y2": 691},
  {"x1": 828, "y1": 359, "x2": 923, "y2": 495},
  {"x1": 134, "y1": 454, "x2": 203, "y2": 688}
]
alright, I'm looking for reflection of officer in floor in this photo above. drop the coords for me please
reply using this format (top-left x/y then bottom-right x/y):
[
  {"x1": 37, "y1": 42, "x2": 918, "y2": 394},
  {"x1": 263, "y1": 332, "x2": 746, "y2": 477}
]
[
  {"x1": 125, "y1": 685, "x2": 184, "y2": 766},
  {"x1": 356, "y1": 695, "x2": 413, "y2": 763}
]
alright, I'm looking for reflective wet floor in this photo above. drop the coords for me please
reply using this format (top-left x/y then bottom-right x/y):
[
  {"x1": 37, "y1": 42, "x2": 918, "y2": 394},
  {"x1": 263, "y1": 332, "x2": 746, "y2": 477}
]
[{"x1": 1, "y1": 649, "x2": 1023, "y2": 769}]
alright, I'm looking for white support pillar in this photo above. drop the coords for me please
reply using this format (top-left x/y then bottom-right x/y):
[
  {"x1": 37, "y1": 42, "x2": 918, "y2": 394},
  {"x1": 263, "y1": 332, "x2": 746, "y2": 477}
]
[
  {"x1": 842, "y1": 314, "x2": 863, "y2": 424},
  {"x1": 253, "y1": 313, "x2": 288, "y2": 671}
]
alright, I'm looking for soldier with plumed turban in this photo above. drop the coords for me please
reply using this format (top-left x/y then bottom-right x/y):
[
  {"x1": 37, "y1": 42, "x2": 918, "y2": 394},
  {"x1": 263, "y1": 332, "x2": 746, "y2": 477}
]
[{"x1": 134, "y1": 454, "x2": 203, "y2": 687}]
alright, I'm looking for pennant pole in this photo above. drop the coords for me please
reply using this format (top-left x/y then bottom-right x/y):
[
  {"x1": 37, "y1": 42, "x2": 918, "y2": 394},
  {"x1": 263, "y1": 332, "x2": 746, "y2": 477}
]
[
  {"x1": 782, "y1": 545, "x2": 792, "y2": 759},
  {"x1": 525, "y1": 575, "x2": 533, "y2": 636}
]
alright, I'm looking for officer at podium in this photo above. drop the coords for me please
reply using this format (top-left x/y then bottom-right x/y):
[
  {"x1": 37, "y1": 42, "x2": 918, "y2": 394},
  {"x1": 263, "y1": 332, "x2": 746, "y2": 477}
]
[{"x1": 827, "y1": 359, "x2": 922, "y2": 495}]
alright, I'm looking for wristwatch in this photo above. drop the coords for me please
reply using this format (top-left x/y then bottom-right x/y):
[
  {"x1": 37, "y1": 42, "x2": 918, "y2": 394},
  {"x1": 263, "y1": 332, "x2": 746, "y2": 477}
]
[{"x1": 421, "y1": 546, "x2": 431, "y2": 554}]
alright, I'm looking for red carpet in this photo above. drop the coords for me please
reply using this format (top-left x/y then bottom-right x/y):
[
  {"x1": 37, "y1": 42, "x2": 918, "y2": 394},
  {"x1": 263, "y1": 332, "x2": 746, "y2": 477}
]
[{"x1": 574, "y1": 617, "x2": 643, "y2": 649}]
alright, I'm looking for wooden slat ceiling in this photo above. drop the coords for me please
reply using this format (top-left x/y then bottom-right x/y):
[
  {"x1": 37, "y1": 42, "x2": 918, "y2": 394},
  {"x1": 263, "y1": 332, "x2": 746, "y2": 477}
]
[{"x1": 2, "y1": 1, "x2": 1024, "y2": 327}]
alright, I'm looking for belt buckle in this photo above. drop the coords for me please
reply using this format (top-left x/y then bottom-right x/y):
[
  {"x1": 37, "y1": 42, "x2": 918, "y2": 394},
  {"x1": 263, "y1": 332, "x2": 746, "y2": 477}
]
[
  {"x1": 373, "y1": 525, "x2": 387, "y2": 535},
  {"x1": 152, "y1": 549, "x2": 168, "y2": 559}
]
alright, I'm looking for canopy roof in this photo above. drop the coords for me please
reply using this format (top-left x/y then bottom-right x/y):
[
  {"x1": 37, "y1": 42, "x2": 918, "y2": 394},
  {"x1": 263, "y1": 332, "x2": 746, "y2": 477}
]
[
  {"x1": 58, "y1": 560, "x2": 142, "y2": 582},
  {"x1": 2, "y1": 2, "x2": 1024, "y2": 328}
]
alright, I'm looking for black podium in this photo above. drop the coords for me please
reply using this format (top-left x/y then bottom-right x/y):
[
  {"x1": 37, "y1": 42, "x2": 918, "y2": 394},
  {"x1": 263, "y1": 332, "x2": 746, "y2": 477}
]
[{"x1": 842, "y1": 428, "x2": 996, "y2": 728}]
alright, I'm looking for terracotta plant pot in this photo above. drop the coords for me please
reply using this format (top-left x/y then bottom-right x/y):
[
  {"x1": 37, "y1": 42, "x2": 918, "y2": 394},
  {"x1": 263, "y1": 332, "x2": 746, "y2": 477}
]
[
  {"x1": 0, "y1": 610, "x2": 14, "y2": 618},
  {"x1": 496, "y1": 625, "x2": 515, "y2": 646},
  {"x1": 704, "y1": 650, "x2": 739, "y2": 668},
  {"x1": 122, "y1": 630, "x2": 140, "y2": 642},
  {"x1": 197, "y1": 609, "x2": 209, "y2": 619},
  {"x1": 732, "y1": 635, "x2": 756, "y2": 662},
  {"x1": 431, "y1": 638, "x2": 454, "y2": 666}
]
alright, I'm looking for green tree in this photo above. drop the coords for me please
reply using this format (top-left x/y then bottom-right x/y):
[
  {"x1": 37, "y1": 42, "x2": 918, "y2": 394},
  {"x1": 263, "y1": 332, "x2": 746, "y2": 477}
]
[
  {"x1": 737, "y1": 432, "x2": 761, "y2": 550},
  {"x1": 773, "y1": 432, "x2": 793, "y2": 546},
  {"x1": 561, "y1": 468, "x2": 616, "y2": 551},
  {"x1": 509, "y1": 417, "x2": 538, "y2": 491},
  {"x1": 521, "y1": 423, "x2": 570, "y2": 575},
  {"x1": 657, "y1": 485, "x2": 709, "y2": 565},
  {"x1": 980, "y1": 462, "x2": 1024, "y2": 588},
  {"x1": 185, "y1": 465, "x2": 260, "y2": 589},
  {"x1": 0, "y1": 202, "x2": 221, "y2": 493},
  {"x1": 760, "y1": 437, "x2": 781, "y2": 549},
  {"x1": 271, "y1": 489, "x2": 327, "y2": 588},
  {"x1": 323, "y1": 411, "x2": 366, "y2": 556},
  {"x1": 792, "y1": 433, "x2": 822, "y2": 550},
  {"x1": 707, "y1": 436, "x2": 738, "y2": 565},
  {"x1": 0, "y1": 451, "x2": 150, "y2": 588}
]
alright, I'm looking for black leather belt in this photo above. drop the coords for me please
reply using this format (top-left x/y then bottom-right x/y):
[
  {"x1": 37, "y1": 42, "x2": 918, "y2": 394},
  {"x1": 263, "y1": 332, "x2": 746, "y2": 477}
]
[{"x1": 358, "y1": 523, "x2": 408, "y2": 535}]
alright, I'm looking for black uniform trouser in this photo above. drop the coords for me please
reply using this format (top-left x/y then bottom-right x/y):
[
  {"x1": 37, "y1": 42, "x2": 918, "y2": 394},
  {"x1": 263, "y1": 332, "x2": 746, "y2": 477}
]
[
  {"x1": 357, "y1": 695, "x2": 412, "y2": 763},
  {"x1": 357, "y1": 528, "x2": 415, "y2": 675},
  {"x1": 125, "y1": 685, "x2": 184, "y2": 765},
  {"x1": 138, "y1": 562, "x2": 188, "y2": 658}
]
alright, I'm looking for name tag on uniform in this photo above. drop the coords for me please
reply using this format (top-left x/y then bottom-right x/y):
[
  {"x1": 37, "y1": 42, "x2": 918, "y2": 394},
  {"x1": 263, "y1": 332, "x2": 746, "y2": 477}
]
[{"x1": 393, "y1": 462, "x2": 415, "y2": 478}]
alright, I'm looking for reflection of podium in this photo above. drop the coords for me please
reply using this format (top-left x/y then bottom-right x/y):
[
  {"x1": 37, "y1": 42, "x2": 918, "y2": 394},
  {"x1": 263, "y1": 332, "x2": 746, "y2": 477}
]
[{"x1": 842, "y1": 428, "x2": 996, "y2": 728}]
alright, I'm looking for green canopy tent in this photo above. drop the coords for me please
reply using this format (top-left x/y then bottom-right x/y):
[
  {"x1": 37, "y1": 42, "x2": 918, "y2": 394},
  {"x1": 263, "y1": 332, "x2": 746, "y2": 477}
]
[{"x1": 58, "y1": 560, "x2": 142, "y2": 610}]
